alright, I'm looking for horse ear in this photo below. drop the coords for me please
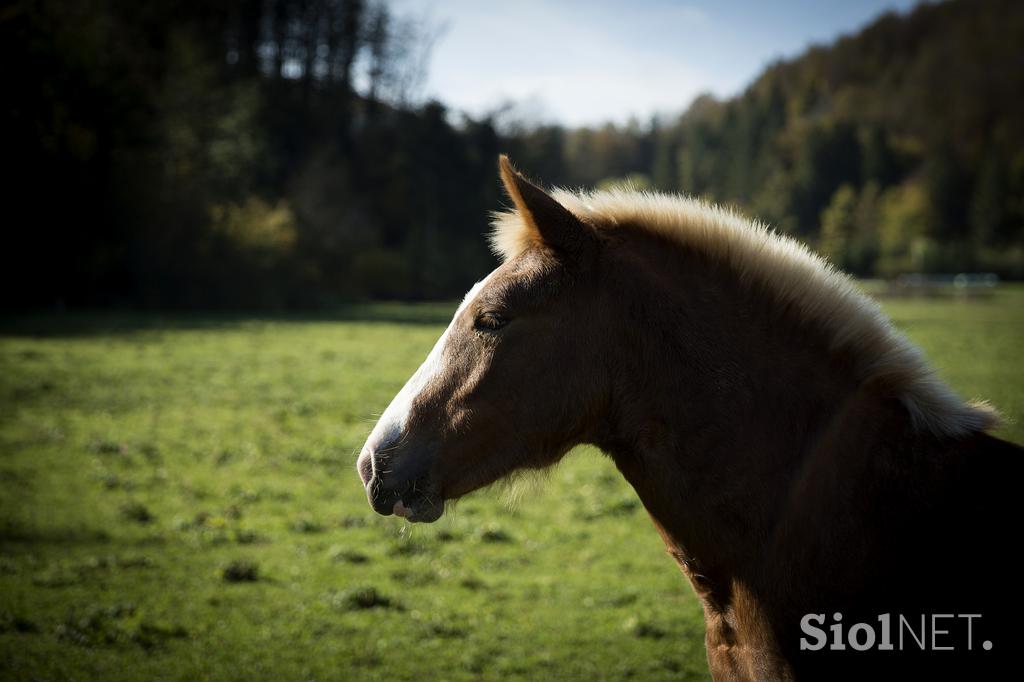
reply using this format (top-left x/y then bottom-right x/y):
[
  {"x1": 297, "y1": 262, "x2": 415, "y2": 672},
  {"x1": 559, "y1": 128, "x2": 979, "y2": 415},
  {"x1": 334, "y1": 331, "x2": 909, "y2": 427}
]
[{"x1": 498, "y1": 155, "x2": 592, "y2": 258}]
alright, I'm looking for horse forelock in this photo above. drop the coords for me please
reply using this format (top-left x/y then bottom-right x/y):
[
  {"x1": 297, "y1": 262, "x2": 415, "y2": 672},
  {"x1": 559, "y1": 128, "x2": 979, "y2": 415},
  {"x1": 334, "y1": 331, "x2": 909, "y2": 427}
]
[{"x1": 490, "y1": 188, "x2": 1000, "y2": 438}]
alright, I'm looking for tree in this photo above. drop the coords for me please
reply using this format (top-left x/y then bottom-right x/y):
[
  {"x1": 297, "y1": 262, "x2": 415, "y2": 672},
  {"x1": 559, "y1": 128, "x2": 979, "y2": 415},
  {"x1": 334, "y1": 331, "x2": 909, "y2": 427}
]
[
  {"x1": 820, "y1": 185, "x2": 858, "y2": 270},
  {"x1": 877, "y1": 183, "x2": 934, "y2": 276}
]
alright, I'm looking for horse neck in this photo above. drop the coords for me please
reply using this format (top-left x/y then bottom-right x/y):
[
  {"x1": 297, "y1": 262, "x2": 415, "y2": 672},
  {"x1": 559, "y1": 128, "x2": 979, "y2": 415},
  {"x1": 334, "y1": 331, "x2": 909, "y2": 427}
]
[{"x1": 592, "y1": 232, "x2": 933, "y2": 603}]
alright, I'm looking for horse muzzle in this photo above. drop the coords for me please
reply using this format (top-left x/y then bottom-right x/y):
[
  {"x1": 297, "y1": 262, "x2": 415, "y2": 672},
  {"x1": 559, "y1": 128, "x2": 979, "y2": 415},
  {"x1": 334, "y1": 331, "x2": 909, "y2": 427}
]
[{"x1": 356, "y1": 444, "x2": 444, "y2": 523}]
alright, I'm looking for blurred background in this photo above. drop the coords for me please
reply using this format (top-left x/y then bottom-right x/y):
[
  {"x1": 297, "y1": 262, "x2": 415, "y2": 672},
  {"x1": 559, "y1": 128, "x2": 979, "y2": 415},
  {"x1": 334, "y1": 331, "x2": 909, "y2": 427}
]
[
  {"x1": 3, "y1": 0, "x2": 1022, "y2": 311},
  {"x1": 2, "y1": 2, "x2": 1023, "y2": 680}
]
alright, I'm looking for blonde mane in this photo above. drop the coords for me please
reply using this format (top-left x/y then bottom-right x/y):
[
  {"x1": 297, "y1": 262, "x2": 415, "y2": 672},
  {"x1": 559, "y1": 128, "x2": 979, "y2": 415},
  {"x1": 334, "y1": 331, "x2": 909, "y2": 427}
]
[{"x1": 491, "y1": 187, "x2": 999, "y2": 438}]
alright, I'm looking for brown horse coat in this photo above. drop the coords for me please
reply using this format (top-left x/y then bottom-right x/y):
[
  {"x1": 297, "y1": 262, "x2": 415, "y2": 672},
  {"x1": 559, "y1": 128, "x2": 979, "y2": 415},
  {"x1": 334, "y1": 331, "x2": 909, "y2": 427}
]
[{"x1": 359, "y1": 157, "x2": 1022, "y2": 680}]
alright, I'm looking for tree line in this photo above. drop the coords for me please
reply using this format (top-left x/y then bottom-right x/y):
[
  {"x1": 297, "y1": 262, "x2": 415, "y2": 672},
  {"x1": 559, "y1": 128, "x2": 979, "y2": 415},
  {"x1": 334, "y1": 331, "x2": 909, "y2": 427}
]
[{"x1": 3, "y1": 0, "x2": 1021, "y2": 310}]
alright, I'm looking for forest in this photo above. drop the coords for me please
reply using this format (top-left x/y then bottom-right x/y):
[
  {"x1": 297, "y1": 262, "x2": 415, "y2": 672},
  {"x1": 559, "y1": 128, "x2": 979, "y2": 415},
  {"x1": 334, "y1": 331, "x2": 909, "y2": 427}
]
[{"x1": 4, "y1": 0, "x2": 1022, "y2": 309}]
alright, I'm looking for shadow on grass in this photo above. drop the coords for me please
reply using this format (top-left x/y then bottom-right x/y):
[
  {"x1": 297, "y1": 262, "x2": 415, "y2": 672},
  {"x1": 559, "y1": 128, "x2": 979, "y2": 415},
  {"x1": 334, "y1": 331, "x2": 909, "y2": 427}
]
[
  {"x1": 0, "y1": 302, "x2": 459, "y2": 338},
  {"x1": 0, "y1": 521, "x2": 112, "y2": 545}
]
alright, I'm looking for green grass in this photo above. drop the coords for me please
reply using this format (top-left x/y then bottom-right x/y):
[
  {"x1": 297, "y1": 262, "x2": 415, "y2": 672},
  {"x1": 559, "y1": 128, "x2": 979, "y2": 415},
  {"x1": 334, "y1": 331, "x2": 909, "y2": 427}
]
[{"x1": 1, "y1": 288, "x2": 1022, "y2": 681}]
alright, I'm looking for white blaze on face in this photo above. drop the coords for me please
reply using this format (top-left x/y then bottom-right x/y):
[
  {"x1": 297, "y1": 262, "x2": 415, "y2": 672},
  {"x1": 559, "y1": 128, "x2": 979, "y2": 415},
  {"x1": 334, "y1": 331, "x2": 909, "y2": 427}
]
[{"x1": 361, "y1": 271, "x2": 496, "y2": 475}]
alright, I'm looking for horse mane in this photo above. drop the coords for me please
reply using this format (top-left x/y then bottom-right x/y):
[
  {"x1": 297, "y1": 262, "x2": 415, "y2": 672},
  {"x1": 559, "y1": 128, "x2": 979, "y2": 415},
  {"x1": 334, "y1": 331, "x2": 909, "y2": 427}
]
[{"x1": 490, "y1": 186, "x2": 1000, "y2": 438}]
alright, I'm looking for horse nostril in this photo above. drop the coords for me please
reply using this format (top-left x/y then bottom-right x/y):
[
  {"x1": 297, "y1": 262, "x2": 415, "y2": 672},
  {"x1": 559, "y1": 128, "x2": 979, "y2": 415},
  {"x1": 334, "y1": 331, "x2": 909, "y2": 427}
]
[
  {"x1": 366, "y1": 477, "x2": 403, "y2": 516},
  {"x1": 357, "y1": 451, "x2": 374, "y2": 486}
]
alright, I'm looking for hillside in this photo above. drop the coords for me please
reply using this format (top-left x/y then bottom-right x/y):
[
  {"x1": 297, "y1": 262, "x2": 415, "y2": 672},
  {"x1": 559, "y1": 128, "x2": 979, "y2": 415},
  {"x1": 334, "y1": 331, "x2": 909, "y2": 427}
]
[
  {"x1": 4, "y1": 0, "x2": 1021, "y2": 311},
  {"x1": 514, "y1": 0, "x2": 1024, "y2": 276}
]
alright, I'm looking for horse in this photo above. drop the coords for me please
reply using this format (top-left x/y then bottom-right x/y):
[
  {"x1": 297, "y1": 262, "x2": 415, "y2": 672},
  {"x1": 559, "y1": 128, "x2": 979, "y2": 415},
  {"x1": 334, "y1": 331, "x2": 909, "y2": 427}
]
[{"x1": 356, "y1": 156, "x2": 1022, "y2": 680}]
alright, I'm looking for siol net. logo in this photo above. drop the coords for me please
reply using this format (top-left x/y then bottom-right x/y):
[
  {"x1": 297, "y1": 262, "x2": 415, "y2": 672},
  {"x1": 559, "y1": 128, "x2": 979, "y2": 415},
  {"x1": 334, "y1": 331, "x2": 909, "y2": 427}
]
[{"x1": 800, "y1": 613, "x2": 992, "y2": 652}]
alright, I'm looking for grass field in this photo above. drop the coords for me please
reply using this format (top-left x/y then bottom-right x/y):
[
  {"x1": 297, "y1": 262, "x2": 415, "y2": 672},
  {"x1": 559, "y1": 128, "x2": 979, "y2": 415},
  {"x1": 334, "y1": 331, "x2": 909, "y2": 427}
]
[{"x1": 2, "y1": 288, "x2": 1022, "y2": 681}]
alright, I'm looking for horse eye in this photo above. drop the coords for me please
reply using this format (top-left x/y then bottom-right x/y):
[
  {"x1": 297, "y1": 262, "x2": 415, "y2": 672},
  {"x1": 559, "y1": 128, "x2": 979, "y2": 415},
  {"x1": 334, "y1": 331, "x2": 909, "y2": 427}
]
[{"x1": 474, "y1": 312, "x2": 509, "y2": 332}]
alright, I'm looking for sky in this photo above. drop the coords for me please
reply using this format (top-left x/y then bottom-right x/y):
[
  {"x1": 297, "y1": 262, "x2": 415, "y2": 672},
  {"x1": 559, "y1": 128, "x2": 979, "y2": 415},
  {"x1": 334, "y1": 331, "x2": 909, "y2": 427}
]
[{"x1": 391, "y1": 0, "x2": 924, "y2": 127}]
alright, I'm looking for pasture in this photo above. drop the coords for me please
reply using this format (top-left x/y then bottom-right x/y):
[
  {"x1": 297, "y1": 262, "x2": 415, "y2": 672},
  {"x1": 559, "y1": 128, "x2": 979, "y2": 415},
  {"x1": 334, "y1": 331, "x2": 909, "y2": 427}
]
[{"x1": 2, "y1": 288, "x2": 1022, "y2": 681}]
